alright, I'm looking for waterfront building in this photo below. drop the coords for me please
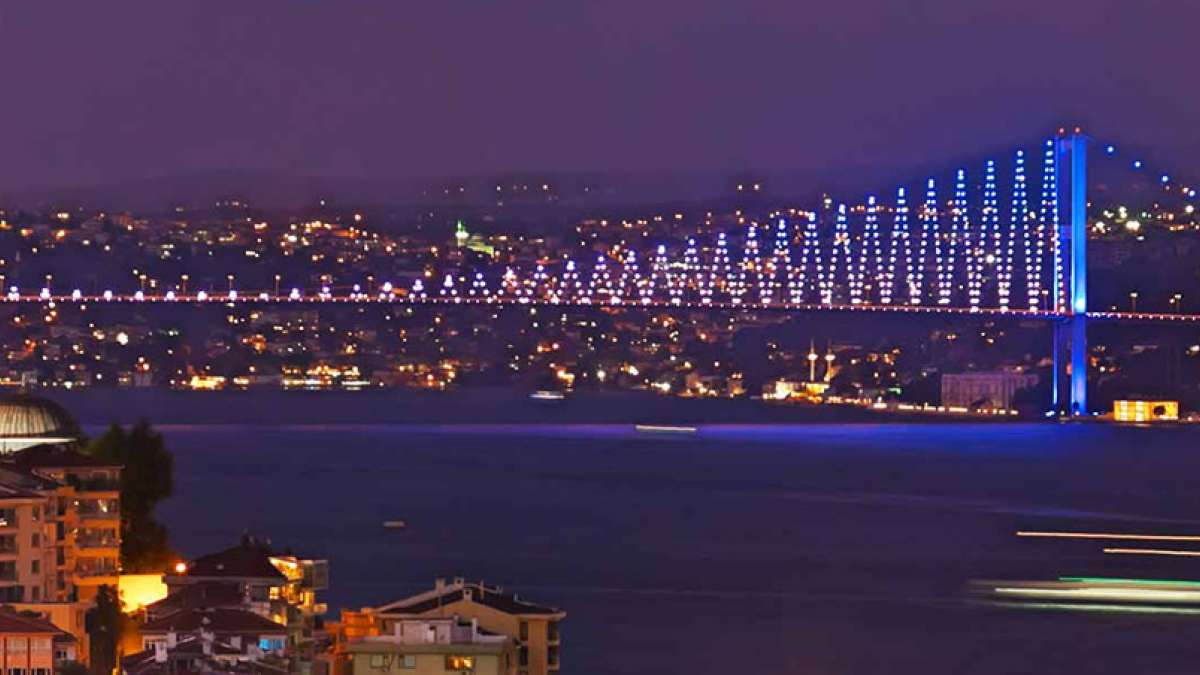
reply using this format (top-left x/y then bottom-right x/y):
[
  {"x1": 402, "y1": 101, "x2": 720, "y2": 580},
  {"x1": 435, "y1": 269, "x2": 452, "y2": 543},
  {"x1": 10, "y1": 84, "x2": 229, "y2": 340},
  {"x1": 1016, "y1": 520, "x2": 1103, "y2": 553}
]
[
  {"x1": 331, "y1": 578, "x2": 564, "y2": 675},
  {"x1": 338, "y1": 617, "x2": 513, "y2": 675},
  {"x1": 1113, "y1": 399, "x2": 1180, "y2": 422},
  {"x1": 940, "y1": 371, "x2": 1038, "y2": 411}
]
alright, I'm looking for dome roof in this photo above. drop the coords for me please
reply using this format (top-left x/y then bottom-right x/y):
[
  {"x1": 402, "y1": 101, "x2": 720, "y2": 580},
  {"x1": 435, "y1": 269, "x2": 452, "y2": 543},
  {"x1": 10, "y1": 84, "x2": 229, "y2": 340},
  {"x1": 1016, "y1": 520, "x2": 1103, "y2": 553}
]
[{"x1": 0, "y1": 393, "x2": 80, "y2": 442}]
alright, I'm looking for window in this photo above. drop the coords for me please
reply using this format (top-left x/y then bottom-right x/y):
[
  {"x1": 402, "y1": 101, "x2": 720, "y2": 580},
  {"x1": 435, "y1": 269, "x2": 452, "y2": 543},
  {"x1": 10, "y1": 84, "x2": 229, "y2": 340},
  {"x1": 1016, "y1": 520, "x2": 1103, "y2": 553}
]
[
  {"x1": 31, "y1": 560, "x2": 39, "y2": 575},
  {"x1": 33, "y1": 669, "x2": 48, "y2": 675},
  {"x1": 30, "y1": 588, "x2": 39, "y2": 601},
  {"x1": 519, "y1": 646, "x2": 529, "y2": 666},
  {"x1": 8, "y1": 668, "x2": 25, "y2": 675},
  {"x1": 31, "y1": 507, "x2": 38, "y2": 522},
  {"x1": 519, "y1": 621, "x2": 528, "y2": 641},
  {"x1": 31, "y1": 533, "x2": 39, "y2": 547},
  {"x1": 401, "y1": 655, "x2": 415, "y2": 669},
  {"x1": 444, "y1": 655, "x2": 474, "y2": 671},
  {"x1": 0, "y1": 563, "x2": 19, "y2": 583},
  {"x1": 0, "y1": 509, "x2": 15, "y2": 528},
  {"x1": 258, "y1": 637, "x2": 285, "y2": 652}
]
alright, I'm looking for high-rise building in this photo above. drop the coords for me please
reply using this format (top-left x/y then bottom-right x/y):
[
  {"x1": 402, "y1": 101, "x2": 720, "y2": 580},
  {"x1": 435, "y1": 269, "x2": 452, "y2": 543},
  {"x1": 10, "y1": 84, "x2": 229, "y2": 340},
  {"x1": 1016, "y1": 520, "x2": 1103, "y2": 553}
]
[{"x1": 0, "y1": 393, "x2": 125, "y2": 666}]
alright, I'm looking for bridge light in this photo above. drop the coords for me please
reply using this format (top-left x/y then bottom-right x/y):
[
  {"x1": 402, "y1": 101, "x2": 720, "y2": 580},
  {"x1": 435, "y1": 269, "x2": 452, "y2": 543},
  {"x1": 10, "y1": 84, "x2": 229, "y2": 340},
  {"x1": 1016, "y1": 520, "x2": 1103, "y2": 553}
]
[
  {"x1": 1105, "y1": 145, "x2": 1115, "y2": 155},
  {"x1": 196, "y1": 290, "x2": 208, "y2": 301},
  {"x1": 1160, "y1": 174, "x2": 1170, "y2": 184},
  {"x1": 103, "y1": 290, "x2": 113, "y2": 301},
  {"x1": 165, "y1": 290, "x2": 176, "y2": 301},
  {"x1": 1133, "y1": 160, "x2": 1143, "y2": 169},
  {"x1": 72, "y1": 289, "x2": 82, "y2": 301},
  {"x1": 134, "y1": 290, "x2": 144, "y2": 301}
]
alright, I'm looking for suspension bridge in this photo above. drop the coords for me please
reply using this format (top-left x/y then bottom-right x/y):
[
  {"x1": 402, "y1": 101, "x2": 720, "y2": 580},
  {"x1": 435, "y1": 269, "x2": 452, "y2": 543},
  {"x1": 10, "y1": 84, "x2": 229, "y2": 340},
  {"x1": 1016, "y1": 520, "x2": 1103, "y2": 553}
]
[{"x1": 3, "y1": 131, "x2": 1198, "y2": 415}]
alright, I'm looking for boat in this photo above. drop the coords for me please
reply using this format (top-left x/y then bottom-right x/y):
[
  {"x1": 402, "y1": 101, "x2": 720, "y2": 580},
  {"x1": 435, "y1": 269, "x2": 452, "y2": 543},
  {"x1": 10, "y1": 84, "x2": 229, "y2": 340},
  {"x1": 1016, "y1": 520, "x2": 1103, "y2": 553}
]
[
  {"x1": 382, "y1": 520, "x2": 407, "y2": 529},
  {"x1": 530, "y1": 390, "x2": 567, "y2": 401},
  {"x1": 634, "y1": 424, "x2": 698, "y2": 434}
]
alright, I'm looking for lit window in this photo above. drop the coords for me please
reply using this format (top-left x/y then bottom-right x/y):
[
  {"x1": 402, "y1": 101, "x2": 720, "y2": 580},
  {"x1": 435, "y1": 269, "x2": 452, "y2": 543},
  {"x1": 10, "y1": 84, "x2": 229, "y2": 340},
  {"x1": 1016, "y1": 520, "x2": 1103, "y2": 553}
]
[{"x1": 444, "y1": 655, "x2": 474, "y2": 670}]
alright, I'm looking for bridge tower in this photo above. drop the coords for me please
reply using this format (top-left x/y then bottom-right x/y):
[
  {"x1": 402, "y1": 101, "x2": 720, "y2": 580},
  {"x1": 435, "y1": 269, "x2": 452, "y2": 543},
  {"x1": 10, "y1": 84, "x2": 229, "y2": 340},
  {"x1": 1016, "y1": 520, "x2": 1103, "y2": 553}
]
[{"x1": 1052, "y1": 133, "x2": 1088, "y2": 415}]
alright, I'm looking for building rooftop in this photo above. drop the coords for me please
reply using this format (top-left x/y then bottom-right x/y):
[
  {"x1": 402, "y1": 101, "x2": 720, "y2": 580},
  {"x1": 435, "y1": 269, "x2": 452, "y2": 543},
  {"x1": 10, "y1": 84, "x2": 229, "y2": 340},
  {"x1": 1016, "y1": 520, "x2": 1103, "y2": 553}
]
[
  {"x1": 0, "y1": 607, "x2": 72, "y2": 636},
  {"x1": 373, "y1": 579, "x2": 564, "y2": 618},
  {"x1": 0, "y1": 393, "x2": 80, "y2": 452},
  {"x1": 176, "y1": 541, "x2": 287, "y2": 583},
  {"x1": 10, "y1": 444, "x2": 122, "y2": 470},
  {"x1": 145, "y1": 582, "x2": 246, "y2": 620},
  {"x1": 141, "y1": 607, "x2": 287, "y2": 635}
]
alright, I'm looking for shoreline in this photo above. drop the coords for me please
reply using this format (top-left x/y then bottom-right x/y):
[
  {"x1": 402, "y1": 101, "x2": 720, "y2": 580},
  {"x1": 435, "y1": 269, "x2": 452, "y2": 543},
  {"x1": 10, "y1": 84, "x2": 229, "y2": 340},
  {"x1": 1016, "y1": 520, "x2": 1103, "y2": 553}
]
[{"x1": 46, "y1": 386, "x2": 1029, "y2": 426}]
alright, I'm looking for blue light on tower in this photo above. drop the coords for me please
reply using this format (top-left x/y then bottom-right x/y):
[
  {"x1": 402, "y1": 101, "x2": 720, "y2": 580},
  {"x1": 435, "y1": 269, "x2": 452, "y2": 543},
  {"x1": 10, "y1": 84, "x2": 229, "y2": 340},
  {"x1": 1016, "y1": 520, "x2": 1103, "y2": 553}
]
[
  {"x1": 1105, "y1": 145, "x2": 1115, "y2": 155},
  {"x1": 1133, "y1": 160, "x2": 1143, "y2": 169},
  {"x1": 1161, "y1": 174, "x2": 1171, "y2": 184}
]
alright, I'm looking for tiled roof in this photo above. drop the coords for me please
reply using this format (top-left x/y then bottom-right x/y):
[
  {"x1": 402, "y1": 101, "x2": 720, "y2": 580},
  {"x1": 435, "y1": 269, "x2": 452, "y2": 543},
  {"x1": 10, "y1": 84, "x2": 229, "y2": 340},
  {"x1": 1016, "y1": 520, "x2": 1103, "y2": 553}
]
[
  {"x1": 141, "y1": 608, "x2": 287, "y2": 635},
  {"x1": 180, "y1": 544, "x2": 286, "y2": 582},
  {"x1": 0, "y1": 608, "x2": 67, "y2": 635},
  {"x1": 146, "y1": 582, "x2": 245, "y2": 619}
]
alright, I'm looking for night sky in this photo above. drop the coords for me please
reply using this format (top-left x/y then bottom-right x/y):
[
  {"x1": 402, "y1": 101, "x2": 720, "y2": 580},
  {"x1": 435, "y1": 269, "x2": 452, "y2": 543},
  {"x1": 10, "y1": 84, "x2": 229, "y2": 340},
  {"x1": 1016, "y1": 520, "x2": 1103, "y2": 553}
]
[{"x1": 1, "y1": 2, "x2": 1196, "y2": 189}]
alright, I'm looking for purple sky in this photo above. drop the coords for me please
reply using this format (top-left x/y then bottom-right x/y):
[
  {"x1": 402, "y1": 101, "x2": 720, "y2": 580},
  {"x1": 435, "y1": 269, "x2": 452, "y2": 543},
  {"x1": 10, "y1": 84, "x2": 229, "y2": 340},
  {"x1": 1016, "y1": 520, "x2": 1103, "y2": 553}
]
[{"x1": 1, "y1": 1, "x2": 1196, "y2": 188}]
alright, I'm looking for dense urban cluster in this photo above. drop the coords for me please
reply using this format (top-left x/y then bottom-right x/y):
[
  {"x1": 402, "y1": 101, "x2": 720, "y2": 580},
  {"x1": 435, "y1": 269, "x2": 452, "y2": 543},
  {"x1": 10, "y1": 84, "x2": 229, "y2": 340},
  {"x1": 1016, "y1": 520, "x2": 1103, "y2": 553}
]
[{"x1": 0, "y1": 171, "x2": 1198, "y2": 415}]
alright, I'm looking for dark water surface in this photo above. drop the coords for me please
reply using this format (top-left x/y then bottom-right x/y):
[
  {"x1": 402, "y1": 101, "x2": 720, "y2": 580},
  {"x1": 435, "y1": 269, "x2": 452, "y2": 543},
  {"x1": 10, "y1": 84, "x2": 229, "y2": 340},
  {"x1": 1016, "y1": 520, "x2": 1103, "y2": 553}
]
[{"x1": 98, "y1": 420, "x2": 1200, "y2": 675}]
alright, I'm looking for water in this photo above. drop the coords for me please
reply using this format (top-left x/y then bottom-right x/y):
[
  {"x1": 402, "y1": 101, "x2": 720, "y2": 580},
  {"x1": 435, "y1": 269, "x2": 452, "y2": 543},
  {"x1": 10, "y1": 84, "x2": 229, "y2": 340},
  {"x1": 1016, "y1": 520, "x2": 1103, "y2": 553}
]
[{"x1": 117, "y1": 421, "x2": 1200, "y2": 674}]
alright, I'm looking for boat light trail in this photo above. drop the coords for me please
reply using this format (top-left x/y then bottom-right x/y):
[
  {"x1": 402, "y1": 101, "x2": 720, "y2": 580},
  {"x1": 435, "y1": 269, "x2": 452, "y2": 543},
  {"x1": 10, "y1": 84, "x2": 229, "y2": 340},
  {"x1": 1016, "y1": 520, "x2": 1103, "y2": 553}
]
[
  {"x1": 1103, "y1": 547, "x2": 1200, "y2": 557},
  {"x1": 1015, "y1": 530, "x2": 1200, "y2": 542}
]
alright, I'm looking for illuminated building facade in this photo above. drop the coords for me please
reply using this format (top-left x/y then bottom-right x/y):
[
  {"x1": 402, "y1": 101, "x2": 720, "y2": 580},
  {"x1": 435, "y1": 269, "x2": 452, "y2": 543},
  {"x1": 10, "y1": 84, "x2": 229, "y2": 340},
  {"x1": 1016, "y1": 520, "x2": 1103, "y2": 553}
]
[
  {"x1": 1113, "y1": 400, "x2": 1179, "y2": 422},
  {"x1": 339, "y1": 617, "x2": 513, "y2": 675},
  {"x1": 940, "y1": 371, "x2": 1038, "y2": 411},
  {"x1": 331, "y1": 578, "x2": 564, "y2": 675}
]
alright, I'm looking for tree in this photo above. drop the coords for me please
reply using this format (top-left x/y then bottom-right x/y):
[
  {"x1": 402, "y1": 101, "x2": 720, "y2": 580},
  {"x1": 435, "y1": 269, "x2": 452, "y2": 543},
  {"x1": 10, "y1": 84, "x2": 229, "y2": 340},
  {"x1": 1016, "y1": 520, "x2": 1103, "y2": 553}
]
[
  {"x1": 83, "y1": 421, "x2": 175, "y2": 571},
  {"x1": 85, "y1": 585, "x2": 120, "y2": 675}
]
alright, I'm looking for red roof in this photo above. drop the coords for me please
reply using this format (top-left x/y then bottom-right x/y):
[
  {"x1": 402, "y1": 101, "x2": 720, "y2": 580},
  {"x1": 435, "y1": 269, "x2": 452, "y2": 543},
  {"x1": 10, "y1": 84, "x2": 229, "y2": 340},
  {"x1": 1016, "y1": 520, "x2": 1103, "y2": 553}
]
[{"x1": 0, "y1": 609, "x2": 67, "y2": 635}]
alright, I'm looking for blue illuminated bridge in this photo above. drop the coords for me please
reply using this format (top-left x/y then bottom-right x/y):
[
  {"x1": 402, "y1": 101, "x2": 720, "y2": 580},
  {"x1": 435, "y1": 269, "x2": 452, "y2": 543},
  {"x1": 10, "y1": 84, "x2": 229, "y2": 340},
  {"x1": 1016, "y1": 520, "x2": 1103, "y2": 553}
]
[{"x1": 5, "y1": 131, "x2": 1200, "y2": 415}]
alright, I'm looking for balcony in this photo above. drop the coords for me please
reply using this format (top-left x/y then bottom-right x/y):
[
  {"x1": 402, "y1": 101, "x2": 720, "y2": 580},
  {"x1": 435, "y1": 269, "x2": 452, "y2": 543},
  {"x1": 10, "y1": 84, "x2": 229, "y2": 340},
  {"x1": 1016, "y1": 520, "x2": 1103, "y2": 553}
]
[
  {"x1": 76, "y1": 501, "x2": 119, "y2": 521},
  {"x1": 67, "y1": 476, "x2": 121, "y2": 494},
  {"x1": 76, "y1": 530, "x2": 119, "y2": 549}
]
